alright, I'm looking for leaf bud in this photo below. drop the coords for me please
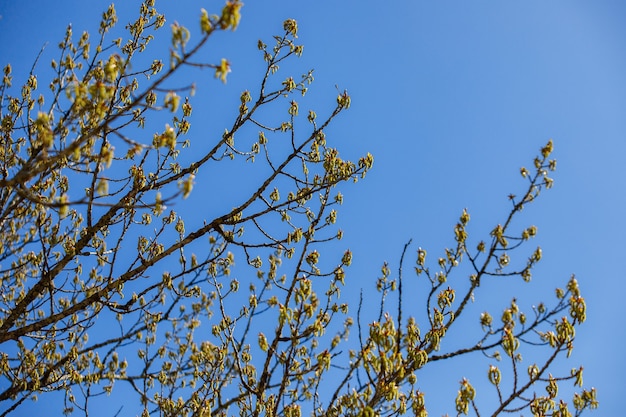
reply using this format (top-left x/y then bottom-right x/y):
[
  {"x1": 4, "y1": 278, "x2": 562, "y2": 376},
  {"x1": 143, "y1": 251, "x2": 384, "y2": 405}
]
[
  {"x1": 215, "y1": 58, "x2": 231, "y2": 83},
  {"x1": 283, "y1": 19, "x2": 298, "y2": 37},
  {"x1": 460, "y1": 208, "x2": 470, "y2": 225},
  {"x1": 416, "y1": 248, "x2": 426, "y2": 266},
  {"x1": 541, "y1": 139, "x2": 554, "y2": 158},
  {"x1": 220, "y1": 1, "x2": 243, "y2": 30},
  {"x1": 288, "y1": 100, "x2": 298, "y2": 116},
  {"x1": 342, "y1": 250, "x2": 352, "y2": 266},
  {"x1": 200, "y1": 8, "x2": 213, "y2": 34},
  {"x1": 270, "y1": 188, "x2": 280, "y2": 202},
  {"x1": 488, "y1": 365, "x2": 501, "y2": 385}
]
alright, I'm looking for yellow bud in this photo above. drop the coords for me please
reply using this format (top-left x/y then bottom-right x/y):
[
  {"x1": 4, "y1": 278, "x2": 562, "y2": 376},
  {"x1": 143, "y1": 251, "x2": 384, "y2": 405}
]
[
  {"x1": 270, "y1": 188, "x2": 280, "y2": 202},
  {"x1": 221, "y1": 1, "x2": 243, "y2": 30},
  {"x1": 283, "y1": 19, "x2": 298, "y2": 37},
  {"x1": 541, "y1": 139, "x2": 554, "y2": 158},
  {"x1": 488, "y1": 365, "x2": 501, "y2": 385},
  {"x1": 336, "y1": 90, "x2": 351, "y2": 109},
  {"x1": 181, "y1": 174, "x2": 194, "y2": 198},
  {"x1": 200, "y1": 8, "x2": 213, "y2": 34},
  {"x1": 288, "y1": 100, "x2": 298, "y2": 116},
  {"x1": 215, "y1": 58, "x2": 231, "y2": 83},
  {"x1": 164, "y1": 91, "x2": 180, "y2": 112},
  {"x1": 460, "y1": 208, "x2": 470, "y2": 225},
  {"x1": 342, "y1": 250, "x2": 352, "y2": 266}
]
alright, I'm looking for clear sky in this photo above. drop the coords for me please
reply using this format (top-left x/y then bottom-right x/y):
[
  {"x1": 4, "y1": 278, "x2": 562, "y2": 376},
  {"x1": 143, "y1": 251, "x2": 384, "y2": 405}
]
[{"x1": 1, "y1": 1, "x2": 624, "y2": 415}]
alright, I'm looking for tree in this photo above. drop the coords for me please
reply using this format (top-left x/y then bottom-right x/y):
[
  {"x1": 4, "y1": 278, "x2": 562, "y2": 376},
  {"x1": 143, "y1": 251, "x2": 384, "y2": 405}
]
[{"x1": 0, "y1": 1, "x2": 597, "y2": 416}]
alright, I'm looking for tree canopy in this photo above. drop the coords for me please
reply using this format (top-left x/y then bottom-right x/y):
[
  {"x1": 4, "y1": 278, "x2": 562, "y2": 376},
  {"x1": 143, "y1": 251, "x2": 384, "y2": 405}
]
[{"x1": 0, "y1": 1, "x2": 597, "y2": 416}]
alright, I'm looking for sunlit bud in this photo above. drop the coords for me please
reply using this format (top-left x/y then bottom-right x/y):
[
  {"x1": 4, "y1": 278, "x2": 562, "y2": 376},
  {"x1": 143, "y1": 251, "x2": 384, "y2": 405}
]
[
  {"x1": 170, "y1": 22, "x2": 190, "y2": 50},
  {"x1": 480, "y1": 312, "x2": 492, "y2": 328},
  {"x1": 546, "y1": 374, "x2": 558, "y2": 398},
  {"x1": 488, "y1": 365, "x2": 501, "y2": 385},
  {"x1": 288, "y1": 100, "x2": 298, "y2": 116},
  {"x1": 171, "y1": 218, "x2": 184, "y2": 236},
  {"x1": 469, "y1": 275, "x2": 478, "y2": 286},
  {"x1": 154, "y1": 124, "x2": 176, "y2": 149},
  {"x1": 556, "y1": 400, "x2": 572, "y2": 417},
  {"x1": 154, "y1": 192, "x2": 166, "y2": 216},
  {"x1": 544, "y1": 176, "x2": 554, "y2": 188},
  {"x1": 342, "y1": 250, "x2": 352, "y2": 266},
  {"x1": 27, "y1": 74, "x2": 37, "y2": 90},
  {"x1": 502, "y1": 328, "x2": 519, "y2": 357},
  {"x1": 501, "y1": 309, "x2": 513, "y2": 324},
  {"x1": 181, "y1": 174, "x2": 194, "y2": 198},
  {"x1": 417, "y1": 248, "x2": 426, "y2": 266},
  {"x1": 569, "y1": 296, "x2": 586, "y2": 323},
  {"x1": 146, "y1": 91, "x2": 157, "y2": 107},
  {"x1": 541, "y1": 139, "x2": 554, "y2": 158},
  {"x1": 306, "y1": 250, "x2": 319, "y2": 266},
  {"x1": 358, "y1": 153, "x2": 374, "y2": 170},
  {"x1": 411, "y1": 350, "x2": 428, "y2": 368},
  {"x1": 460, "y1": 208, "x2": 470, "y2": 225},
  {"x1": 58, "y1": 194, "x2": 69, "y2": 218},
  {"x1": 336, "y1": 90, "x2": 351, "y2": 109},
  {"x1": 283, "y1": 19, "x2": 298, "y2": 37},
  {"x1": 334, "y1": 267, "x2": 345, "y2": 284},
  {"x1": 200, "y1": 8, "x2": 213, "y2": 34},
  {"x1": 96, "y1": 178, "x2": 109, "y2": 196},
  {"x1": 454, "y1": 224, "x2": 467, "y2": 243},
  {"x1": 270, "y1": 188, "x2": 280, "y2": 202},
  {"x1": 215, "y1": 58, "x2": 231, "y2": 83},
  {"x1": 571, "y1": 367, "x2": 584, "y2": 387},
  {"x1": 567, "y1": 276, "x2": 581, "y2": 296},
  {"x1": 220, "y1": 1, "x2": 242, "y2": 30},
  {"x1": 549, "y1": 159, "x2": 557, "y2": 171},
  {"x1": 455, "y1": 379, "x2": 475, "y2": 415},
  {"x1": 104, "y1": 54, "x2": 121, "y2": 82},
  {"x1": 326, "y1": 210, "x2": 337, "y2": 224},
  {"x1": 528, "y1": 364, "x2": 540, "y2": 380},
  {"x1": 34, "y1": 111, "x2": 53, "y2": 148},
  {"x1": 164, "y1": 91, "x2": 180, "y2": 112},
  {"x1": 282, "y1": 77, "x2": 296, "y2": 91},
  {"x1": 182, "y1": 99, "x2": 192, "y2": 116},
  {"x1": 520, "y1": 167, "x2": 529, "y2": 177}
]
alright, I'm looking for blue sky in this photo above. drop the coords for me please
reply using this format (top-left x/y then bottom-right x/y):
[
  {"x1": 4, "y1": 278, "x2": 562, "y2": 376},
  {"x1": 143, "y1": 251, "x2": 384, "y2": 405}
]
[{"x1": 1, "y1": 0, "x2": 624, "y2": 415}]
